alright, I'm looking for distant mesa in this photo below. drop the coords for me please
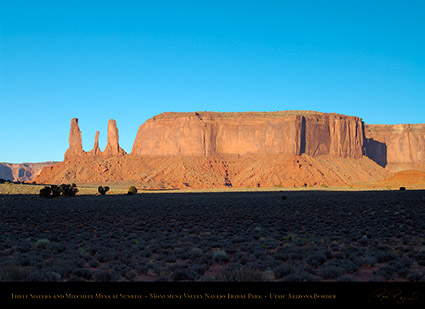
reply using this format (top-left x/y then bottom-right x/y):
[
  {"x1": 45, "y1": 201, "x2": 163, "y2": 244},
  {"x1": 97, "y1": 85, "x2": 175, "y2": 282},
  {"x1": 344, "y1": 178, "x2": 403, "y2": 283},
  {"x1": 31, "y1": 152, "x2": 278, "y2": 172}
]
[
  {"x1": 35, "y1": 111, "x2": 425, "y2": 189},
  {"x1": 0, "y1": 161, "x2": 57, "y2": 183}
]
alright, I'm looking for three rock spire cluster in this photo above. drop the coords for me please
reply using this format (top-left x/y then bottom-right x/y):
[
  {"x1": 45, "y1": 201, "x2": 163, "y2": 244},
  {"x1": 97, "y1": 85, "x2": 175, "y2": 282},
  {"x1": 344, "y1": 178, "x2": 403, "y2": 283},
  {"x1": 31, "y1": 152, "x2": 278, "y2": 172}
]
[{"x1": 64, "y1": 118, "x2": 126, "y2": 160}]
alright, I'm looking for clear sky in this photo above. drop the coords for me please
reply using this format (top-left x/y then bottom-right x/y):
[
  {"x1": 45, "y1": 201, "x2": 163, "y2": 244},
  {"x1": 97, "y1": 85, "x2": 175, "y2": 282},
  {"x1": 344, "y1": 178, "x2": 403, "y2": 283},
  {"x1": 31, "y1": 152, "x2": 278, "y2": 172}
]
[{"x1": 1, "y1": 0, "x2": 424, "y2": 163}]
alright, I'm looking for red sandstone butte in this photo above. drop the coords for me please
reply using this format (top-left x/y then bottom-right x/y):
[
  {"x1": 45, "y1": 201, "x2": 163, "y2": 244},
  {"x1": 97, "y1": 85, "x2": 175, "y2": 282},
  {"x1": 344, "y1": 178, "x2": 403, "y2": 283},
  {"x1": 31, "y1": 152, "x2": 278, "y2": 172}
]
[{"x1": 131, "y1": 111, "x2": 364, "y2": 158}]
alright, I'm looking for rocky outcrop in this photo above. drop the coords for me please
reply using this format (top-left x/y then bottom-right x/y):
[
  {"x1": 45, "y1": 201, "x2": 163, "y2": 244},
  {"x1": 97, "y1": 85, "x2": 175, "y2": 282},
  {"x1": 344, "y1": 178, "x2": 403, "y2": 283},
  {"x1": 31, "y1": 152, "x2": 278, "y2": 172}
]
[
  {"x1": 0, "y1": 162, "x2": 57, "y2": 182},
  {"x1": 103, "y1": 119, "x2": 126, "y2": 157},
  {"x1": 64, "y1": 118, "x2": 126, "y2": 159},
  {"x1": 89, "y1": 131, "x2": 102, "y2": 156},
  {"x1": 131, "y1": 111, "x2": 364, "y2": 158},
  {"x1": 364, "y1": 124, "x2": 425, "y2": 171},
  {"x1": 64, "y1": 118, "x2": 84, "y2": 160}
]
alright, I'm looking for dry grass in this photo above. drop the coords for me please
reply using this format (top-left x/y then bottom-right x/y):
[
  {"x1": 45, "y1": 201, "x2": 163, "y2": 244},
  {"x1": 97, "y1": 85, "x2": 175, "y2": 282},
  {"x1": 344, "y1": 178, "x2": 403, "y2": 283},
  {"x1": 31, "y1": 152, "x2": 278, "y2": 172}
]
[
  {"x1": 0, "y1": 182, "x2": 409, "y2": 196},
  {"x1": 0, "y1": 183, "x2": 129, "y2": 195}
]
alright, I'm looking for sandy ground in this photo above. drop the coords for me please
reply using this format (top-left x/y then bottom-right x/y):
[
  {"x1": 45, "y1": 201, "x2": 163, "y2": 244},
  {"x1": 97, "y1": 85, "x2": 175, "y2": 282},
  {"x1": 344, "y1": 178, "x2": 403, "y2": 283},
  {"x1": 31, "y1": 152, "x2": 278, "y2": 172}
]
[
  {"x1": 1, "y1": 188, "x2": 425, "y2": 282},
  {"x1": 0, "y1": 182, "x2": 412, "y2": 196}
]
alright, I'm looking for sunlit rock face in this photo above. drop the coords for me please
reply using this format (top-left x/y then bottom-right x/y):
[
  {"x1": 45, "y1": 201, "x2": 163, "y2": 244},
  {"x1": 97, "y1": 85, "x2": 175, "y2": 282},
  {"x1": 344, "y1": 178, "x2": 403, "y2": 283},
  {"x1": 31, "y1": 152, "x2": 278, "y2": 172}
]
[{"x1": 131, "y1": 111, "x2": 364, "y2": 158}]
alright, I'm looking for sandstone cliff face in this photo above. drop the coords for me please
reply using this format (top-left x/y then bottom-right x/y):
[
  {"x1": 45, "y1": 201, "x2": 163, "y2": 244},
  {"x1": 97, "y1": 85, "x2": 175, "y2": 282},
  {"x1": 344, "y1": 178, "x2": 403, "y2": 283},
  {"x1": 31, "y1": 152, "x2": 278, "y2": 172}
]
[
  {"x1": 0, "y1": 162, "x2": 57, "y2": 182},
  {"x1": 365, "y1": 123, "x2": 425, "y2": 171},
  {"x1": 64, "y1": 118, "x2": 126, "y2": 159},
  {"x1": 131, "y1": 111, "x2": 364, "y2": 158}
]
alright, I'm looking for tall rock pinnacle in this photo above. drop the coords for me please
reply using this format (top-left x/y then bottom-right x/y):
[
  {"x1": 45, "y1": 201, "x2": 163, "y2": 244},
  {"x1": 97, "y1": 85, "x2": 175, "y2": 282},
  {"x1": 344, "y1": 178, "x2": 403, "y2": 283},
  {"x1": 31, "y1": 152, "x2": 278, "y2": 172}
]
[
  {"x1": 64, "y1": 118, "x2": 84, "y2": 160},
  {"x1": 103, "y1": 119, "x2": 126, "y2": 157},
  {"x1": 89, "y1": 131, "x2": 102, "y2": 156}
]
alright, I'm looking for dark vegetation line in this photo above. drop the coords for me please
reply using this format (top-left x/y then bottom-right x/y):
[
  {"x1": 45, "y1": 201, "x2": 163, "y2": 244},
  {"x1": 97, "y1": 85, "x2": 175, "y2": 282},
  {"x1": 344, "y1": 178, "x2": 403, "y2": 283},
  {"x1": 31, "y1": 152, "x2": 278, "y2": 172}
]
[{"x1": 0, "y1": 190, "x2": 425, "y2": 282}]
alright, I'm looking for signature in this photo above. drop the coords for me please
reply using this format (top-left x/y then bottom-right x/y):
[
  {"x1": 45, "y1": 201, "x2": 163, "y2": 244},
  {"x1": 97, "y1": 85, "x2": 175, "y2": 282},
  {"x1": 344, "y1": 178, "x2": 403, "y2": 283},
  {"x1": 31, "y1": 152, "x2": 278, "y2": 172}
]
[{"x1": 369, "y1": 288, "x2": 420, "y2": 304}]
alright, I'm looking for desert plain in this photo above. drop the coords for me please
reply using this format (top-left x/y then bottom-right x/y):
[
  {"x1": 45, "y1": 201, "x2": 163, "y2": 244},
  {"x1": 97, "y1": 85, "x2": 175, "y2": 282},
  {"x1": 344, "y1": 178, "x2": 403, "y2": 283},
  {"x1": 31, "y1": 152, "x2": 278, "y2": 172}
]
[
  {"x1": 1, "y1": 111, "x2": 425, "y2": 283},
  {"x1": 1, "y1": 183, "x2": 425, "y2": 282}
]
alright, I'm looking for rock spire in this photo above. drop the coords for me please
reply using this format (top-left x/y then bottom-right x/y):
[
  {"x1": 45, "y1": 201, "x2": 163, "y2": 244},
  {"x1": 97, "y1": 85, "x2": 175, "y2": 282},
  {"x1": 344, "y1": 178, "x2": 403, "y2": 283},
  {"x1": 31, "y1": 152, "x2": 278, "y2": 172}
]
[{"x1": 64, "y1": 118, "x2": 126, "y2": 159}]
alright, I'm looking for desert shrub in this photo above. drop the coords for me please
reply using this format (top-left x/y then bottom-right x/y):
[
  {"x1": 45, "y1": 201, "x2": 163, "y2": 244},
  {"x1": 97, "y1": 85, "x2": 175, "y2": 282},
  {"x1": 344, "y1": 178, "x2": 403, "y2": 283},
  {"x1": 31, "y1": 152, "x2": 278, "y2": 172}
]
[
  {"x1": 39, "y1": 184, "x2": 78, "y2": 198},
  {"x1": 336, "y1": 275, "x2": 357, "y2": 282},
  {"x1": 281, "y1": 270, "x2": 316, "y2": 282},
  {"x1": 192, "y1": 264, "x2": 207, "y2": 276},
  {"x1": 317, "y1": 265, "x2": 346, "y2": 279},
  {"x1": 220, "y1": 265, "x2": 265, "y2": 282},
  {"x1": 273, "y1": 265, "x2": 291, "y2": 279},
  {"x1": 154, "y1": 276, "x2": 169, "y2": 282},
  {"x1": 213, "y1": 250, "x2": 229, "y2": 264},
  {"x1": 339, "y1": 260, "x2": 359, "y2": 273},
  {"x1": 397, "y1": 268, "x2": 410, "y2": 278},
  {"x1": 39, "y1": 186, "x2": 52, "y2": 198},
  {"x1": 306, "y1": 253, "x2": 327, "y2": 268},
  {"x1": 374, "y1": 250, "x2": 395, "y2": 263},
  {"x1": 34, "y1": 238, "x2": 51, "y2": 249},
  {"x1": 273, "y1": 251, "x2": 289, "y2": 262},
  {"x1": 48, "y1": 242, "x2": 66, "y2": 254},
  {"x1": 124, "y1": 270, "x2": 137, "y2": 280},
  {"x1": 98, "y1": 186, "x2": 110, "y2": 195},
  {"x1": 93, "y1": 269, "x2": 118, "y2": 282},
  {"x1": 411, "y1": 252, "x2": 425, "y2": 266},
  {"x1": 128, "y1": 186, "x2": 138, "y2": 195},
  {"x1": 373, "y1": 264, "x2": 397, "y2": 281},
  {"x1": 50, "y1": 185, "x2": 61, "y2": 198},
  {"x1": 189, "y1": 247, "x2": 203, "y2": 258},
  {"x1": 88, "y1": 258, "x2": 99, "y2": 268},
  {"x1": 61, "y1": 183, "x2": 78, "y2": 197},
  {"x1": 171, "y1": 266, "x2": 197, "y2": 281},
  {"x1": 72, "y1": 268, "x2": 93, "y2": 280},
  {"x1": 27, "y1": 270, "x2": 61, "y2": 282},
  {"x1": 165, "y1": 254, "x2": 177, "y2": 263},
  {"x1": 358, "y1": 236, "x2": 369, "y2": 247},
  {"x1": 0, "y1": 264, "x2": 30, "y2": 281},
  {"x1": 407, "y1": 271, "x2": 423, "y2": 282}
]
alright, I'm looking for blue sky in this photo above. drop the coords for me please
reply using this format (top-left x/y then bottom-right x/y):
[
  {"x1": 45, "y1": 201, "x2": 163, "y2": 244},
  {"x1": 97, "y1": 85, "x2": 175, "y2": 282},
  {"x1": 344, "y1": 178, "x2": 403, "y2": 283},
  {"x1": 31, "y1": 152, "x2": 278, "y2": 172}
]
[{"x1": 1, "y1": 0, "x2": 424, "y2": 163}]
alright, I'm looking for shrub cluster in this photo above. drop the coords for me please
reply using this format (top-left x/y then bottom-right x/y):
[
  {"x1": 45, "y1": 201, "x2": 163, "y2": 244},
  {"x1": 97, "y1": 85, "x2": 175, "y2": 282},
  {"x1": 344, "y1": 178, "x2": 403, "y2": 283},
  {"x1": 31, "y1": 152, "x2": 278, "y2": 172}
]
[
  {"x1": 39, "y1": 184, "x2": 78, "y2": 198},
  {"x1": 98, "y1": 186, "x2": 110, "y2": 195},
  {"x1": 128, "y1": 186, "x2": 138, "y2": 195},
  {"x1": 3, "y1": 190, "x2": 425, "y2": 282}
]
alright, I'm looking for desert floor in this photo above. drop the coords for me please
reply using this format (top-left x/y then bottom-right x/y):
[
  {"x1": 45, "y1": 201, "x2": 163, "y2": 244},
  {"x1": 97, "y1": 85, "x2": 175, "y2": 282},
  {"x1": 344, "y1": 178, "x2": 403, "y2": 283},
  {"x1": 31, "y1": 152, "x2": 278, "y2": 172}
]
[{"x1": 1, "y1": 186, "x2": 425, "y2": 282}]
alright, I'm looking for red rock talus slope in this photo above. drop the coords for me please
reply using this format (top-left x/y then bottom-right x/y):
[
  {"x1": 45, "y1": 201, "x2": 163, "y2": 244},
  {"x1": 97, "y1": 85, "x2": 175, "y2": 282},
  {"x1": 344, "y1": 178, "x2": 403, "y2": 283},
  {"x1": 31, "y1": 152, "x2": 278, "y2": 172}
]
[
  {"x1": 131, "y1": 111, "x2": 364, "y2": 158},
  {"x1": 34, "y1": 154, "x2": 390, "y2": 189},
  {"x1": 378, "y1": 170, "x2": 425, "y2": 189}
]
